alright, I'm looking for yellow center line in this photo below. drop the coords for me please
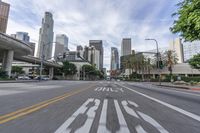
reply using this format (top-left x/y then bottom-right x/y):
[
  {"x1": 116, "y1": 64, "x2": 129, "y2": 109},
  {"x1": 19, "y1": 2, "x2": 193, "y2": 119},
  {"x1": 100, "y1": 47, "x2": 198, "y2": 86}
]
[{"x1": 0, "y1": 84, "x2": 95, "y2": 124}]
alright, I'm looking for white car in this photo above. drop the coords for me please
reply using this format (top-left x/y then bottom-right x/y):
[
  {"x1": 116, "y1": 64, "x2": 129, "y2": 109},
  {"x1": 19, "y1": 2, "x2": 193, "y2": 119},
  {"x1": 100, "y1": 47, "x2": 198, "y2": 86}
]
[{"x1": 17, "y1": 75, "x2": 30, "y2": 80}]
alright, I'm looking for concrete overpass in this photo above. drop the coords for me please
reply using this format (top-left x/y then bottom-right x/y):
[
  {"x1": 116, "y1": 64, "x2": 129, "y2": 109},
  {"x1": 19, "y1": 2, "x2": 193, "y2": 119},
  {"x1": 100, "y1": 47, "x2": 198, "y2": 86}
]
[{"x1": 0, "y1": 32, "x2": 62, "y2": 78}]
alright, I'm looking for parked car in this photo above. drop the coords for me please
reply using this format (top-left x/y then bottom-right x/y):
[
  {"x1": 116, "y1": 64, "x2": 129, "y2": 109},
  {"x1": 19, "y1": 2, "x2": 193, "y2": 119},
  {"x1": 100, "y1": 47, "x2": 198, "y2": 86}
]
[
  {"x1": 34, "y1": 76, "x2": 50, "y2": 80},
  {"x1": 17, "y1": 75, "x2": 31, "y2": 80}
]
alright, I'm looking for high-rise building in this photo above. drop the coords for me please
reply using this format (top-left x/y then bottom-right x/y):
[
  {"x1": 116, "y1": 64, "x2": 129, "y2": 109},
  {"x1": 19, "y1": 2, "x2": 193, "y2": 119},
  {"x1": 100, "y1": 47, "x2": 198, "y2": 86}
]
[
  {"x1": 169, "y1": 38, "x2": 184, "y2": 63},
  {"x1": 121, "y1": 38, "x2": 131, "y2": 56},
  {"x1": 56, "y1": 34, "x2": 68, "y2": 52},
  {"x1": 77, "y1": 45, "x2": 84, "y2": 57},
  {"x1": 37, "y1": 12, "x2": 54, "y2": 60},
  {"x1": 0, "y1": 1, "x2": 10, "y2": 33},
  {"x1": 89, "y1": 40, "x2": 103, "y2": 70},
  {"x1": 110, "y1": 47, "x2": 119, "y2": 71},
  {"x1": 15, "y1": 32, "x2": 30, "y2": 43},
  {"x1": 54, "y1": 40, "x2": 64, "y2": 59},
  {"x1": 183, "y1": 41, "x2": 200, "y2": 62},
  {"x1": 11, "y1": 32, "x2": 35, "y2": 55},
  {"x1": 84, "y1": 46, "x2": 100, "y2": 70}
]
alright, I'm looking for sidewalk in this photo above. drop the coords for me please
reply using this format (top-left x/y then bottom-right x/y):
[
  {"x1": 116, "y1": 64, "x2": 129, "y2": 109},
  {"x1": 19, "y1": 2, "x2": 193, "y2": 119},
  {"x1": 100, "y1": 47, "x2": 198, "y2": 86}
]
[
  {"x1": 0, "y1": 80, "x2": 40, "y2": 83},
  {"x1": 152, "y1": 82, "x2": 200, "y2": 90}
]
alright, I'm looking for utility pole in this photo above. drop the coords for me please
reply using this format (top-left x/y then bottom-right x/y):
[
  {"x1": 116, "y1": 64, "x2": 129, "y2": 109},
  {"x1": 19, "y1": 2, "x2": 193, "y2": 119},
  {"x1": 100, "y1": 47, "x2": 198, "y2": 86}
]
[{"x1": 145, "y1": 38, "x2": 161, "y2": 85}]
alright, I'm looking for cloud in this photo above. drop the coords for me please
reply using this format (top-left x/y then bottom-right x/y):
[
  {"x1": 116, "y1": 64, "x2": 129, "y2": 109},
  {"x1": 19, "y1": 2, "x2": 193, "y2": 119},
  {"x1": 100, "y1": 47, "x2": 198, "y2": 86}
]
[{"x1": 6, "y1": 0, "x2": 180, "y2": 70}]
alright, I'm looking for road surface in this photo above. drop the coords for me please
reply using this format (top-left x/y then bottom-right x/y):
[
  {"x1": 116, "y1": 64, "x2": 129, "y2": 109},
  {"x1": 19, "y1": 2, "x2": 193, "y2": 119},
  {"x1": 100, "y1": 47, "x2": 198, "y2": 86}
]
[{"x1": 0, "y1": 81, "x2": 200, "y2": 133}]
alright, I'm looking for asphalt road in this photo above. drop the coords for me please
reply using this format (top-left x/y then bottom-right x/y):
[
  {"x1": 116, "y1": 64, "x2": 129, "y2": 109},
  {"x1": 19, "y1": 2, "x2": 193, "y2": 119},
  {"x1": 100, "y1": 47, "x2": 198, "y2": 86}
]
[{"x1": 0, "y1": 81, "x2": 200, "y2": 133}]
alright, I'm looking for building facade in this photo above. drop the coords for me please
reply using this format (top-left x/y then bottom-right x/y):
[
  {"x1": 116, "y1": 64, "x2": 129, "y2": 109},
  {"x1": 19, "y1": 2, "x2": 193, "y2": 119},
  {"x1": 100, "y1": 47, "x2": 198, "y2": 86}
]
[
  {"x1": 37, "y1": 12, "x2": 54, "y2": 60},
  {"x1": 121, "y1": 38, "x2": 131, "y2": 56},
  {"x1": 89, "y1": 40, "x2": 103, "y2": 70},
  {"x1": 110, "y1": 47, "x2": 119, "y2": 70},
  {"x1": 11, "y1": 32, "x2": 35, "y2": 56},
  {"x1": 77, "y1": 45, "x2": 84, "y2": 57},
  {"x1": 56, "y1": 34, "x2": 68, "y2": 52},
  {"x1": 14, "y1": 32, "x2": 30, "y2": 43},
  {"x1": 0, "y1": 1, "x2": 10, "y2": 33},
  {"x1": 183, "y1": 41, "x2": 200, "y2": 62},
  {"x1": 169, "y1": 38, "x2": 184, "y2": 63}
]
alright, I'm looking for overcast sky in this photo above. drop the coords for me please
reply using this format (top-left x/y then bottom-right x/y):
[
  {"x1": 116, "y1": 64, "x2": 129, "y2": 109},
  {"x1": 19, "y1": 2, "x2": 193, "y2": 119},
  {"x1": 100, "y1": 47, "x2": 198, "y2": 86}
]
[{"x1": 5, "y1": 0, "x2": 180, "y2": 70}]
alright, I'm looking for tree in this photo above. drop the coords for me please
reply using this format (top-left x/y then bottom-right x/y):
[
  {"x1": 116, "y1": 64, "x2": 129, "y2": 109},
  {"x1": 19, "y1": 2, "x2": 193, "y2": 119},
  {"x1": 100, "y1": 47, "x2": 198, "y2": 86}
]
[
  {"x1": 82, "y1": 65, "x2": 102, "y2": 80},
  {"x1": 170, "y1": 0, "x2": 200, "y2": 41},
  {"x1": 189, "y1": 54, "x2": 200, "y2": 70},
  {"x1": 11, "y1": 66, "x2": 24, "y2": 75},
  {"x1": 162, "y1": 50, "x2": 178, "y2": 80},
  {"x1": 62, "y1": 61, "x2": 77, "y2": 76}
]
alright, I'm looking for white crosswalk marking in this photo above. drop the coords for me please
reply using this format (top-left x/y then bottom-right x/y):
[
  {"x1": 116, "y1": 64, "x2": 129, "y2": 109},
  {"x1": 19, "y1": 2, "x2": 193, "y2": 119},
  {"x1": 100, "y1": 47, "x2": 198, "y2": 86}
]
[
  {"x1": 75, "y1": 99, "x2": 100, "y2": 133},
  {"x1": 55, "y1": 98, "x2": 94, "y2": 133},
  {"x1": 138, "y1": 111, "x2": 169, "y2": 133},
  {"x1": 55, "y1": 98, "x2": 169, "y2": 133},
  {"x1": 122, "y1": 100, "x2": 139, "y2": 118},
  {"x1": 135, "y1": 125, "x2": 147, "y2": 133},
  {"x1": 97, "y1": 99, "x2": 111, "y2": 133},
  {"x1": 114, "y1": 100, "x2": 130, "y2": 133}
]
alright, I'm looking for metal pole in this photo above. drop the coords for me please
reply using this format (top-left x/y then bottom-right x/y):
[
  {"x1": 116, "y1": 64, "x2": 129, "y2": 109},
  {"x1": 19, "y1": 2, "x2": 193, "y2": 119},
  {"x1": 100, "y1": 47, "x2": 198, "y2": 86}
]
[
  {"x1": 145, "y1": 38, "x2": 161, "y2": 85},
  {"x1": 39, "y1": 43, "x2": 45, "y2": 81}
]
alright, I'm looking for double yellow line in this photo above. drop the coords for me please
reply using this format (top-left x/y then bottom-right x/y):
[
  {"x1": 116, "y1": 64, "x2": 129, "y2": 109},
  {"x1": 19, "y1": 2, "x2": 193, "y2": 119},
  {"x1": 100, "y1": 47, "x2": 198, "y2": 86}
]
[{"x1": 0, "y1": 85, "x2": 93, "y2": 124}]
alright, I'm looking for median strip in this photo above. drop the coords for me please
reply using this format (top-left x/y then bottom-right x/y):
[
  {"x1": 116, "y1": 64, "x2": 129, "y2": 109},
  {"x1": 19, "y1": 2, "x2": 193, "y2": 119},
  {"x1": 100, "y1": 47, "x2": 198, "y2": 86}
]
[{"x1": 0, "y1": 85, "x2": 94, "y2": 124}]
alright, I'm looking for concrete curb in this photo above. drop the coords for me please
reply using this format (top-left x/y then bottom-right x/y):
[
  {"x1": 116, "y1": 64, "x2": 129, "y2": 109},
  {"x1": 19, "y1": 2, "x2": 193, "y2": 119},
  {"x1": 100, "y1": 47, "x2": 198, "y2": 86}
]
[
  {"x1": 0, "y1": 80, "x2": 40, "y2": 83},
  {"x1": 155, "y1": 84, "x2": 200, "y2": 90}
]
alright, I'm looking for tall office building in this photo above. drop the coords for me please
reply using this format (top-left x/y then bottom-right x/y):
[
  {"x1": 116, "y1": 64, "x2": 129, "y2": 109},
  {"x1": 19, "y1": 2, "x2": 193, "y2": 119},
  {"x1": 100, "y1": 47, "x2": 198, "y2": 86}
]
[
  {"x1": 110, "y1": 47, "x2": 119, "y2": 70},
  {"x1": 56, "y1": 34, "x2": 68, "y2": 52},
  {"x1": 37, "y1": 12, "x2": 54, "y2": 60},
  {"x1": 15, "y1": 32, "x2": 30, "y2": 43},
  {"x1": 77, "y1": 45, "x2": 84, "y2": 57},
  {"x1": 89, "y1": 40, "x2": 103, "y2": 70},
  {"x1": 83, "y1": 46, "x2": 100, "y2": 70},
  {"x1": 169, "y1": 38, "x2": 184, "y2": 63},
  {"x1": 11, "y1": 32, "x2": 35, "y2": 55},
  {"x1": 54, "y1": 39, "x2": 65, "y2": 59},
  {"x1": 183, "y1": 41, "x2": 200, "y2": 62},
  {"x1": 0, "y1": 0, "x2": 10, "y2": 33},
  {"x1": 121, "y1": 38, "x2": 131, "y2": 56}
]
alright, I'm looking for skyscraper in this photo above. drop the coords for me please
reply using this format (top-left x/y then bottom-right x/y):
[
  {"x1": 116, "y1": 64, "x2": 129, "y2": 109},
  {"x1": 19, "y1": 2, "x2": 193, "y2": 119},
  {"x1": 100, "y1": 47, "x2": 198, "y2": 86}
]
[
  {"x1": 0, "y1": 0, "x2": 10, "y2": 33},
  {"x1": 56, "y1": 34, "x2": 68, "y2": 52},
  {"x1": 11, "y1": 32, "x2": 35, "y2": 56},
  {"x1": 15, "y1": 32, "x2": 30, "y2": 43},
  {"x1": 110, "y1": 47, "x2": 119, "y2": 70},
  {"x1": 121, "y1": 38, "x2": 131, "y2": 56},
  {"x1": 89, "y1": 40, "x2": 103, "y2": 70},
  {"x1": 183, "y1": 41, "x2": 200, "y2": 62},
  {"x1": 169, "y1": 38, "x2": 184, "y2": 63},
  {"x1": 37, "y1": 12, "x2": 54, "y2": 60}
]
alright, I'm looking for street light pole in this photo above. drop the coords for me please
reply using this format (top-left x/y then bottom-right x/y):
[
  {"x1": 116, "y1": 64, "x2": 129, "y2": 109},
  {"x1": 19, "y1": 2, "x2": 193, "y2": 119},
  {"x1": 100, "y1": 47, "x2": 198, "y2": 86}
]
[
  {"x1": 145, "y1": 38, "x2": 161, "y2": 85},
  {"x1": 39, "y1": 41, "x2": 56, "y2": 80}
]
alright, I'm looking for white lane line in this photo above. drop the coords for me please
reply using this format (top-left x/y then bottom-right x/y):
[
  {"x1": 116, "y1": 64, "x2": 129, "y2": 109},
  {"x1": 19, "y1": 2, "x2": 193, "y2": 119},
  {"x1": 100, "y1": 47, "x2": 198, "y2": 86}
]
[
  {"x1": 121, "y1": 100, "x2": 139, "y2": 118},
  {"x1": 119, "y1": 84, "x2": 200, "y2": 122},
  {"x1": 135, "y1": 125, "x2": 147, "y2": 133},
  {"x1": 97, "y1": 99, "x2": 111, "y2": 133},
  {"x1": 127, "y1": 83, "x2": 200, "y2": 97},
  {"x1": 55, "y1": 99, "x2": 94, "y2": 133},
  {"x1": 138, "y1": 111, "x2": 169, "y2": 133},
  {"x1": 114, "y1": 100, "x2": 130, "y2": 133},
  {"x1": 75, "y1": 99, "x2": 100, "y2": 133}
]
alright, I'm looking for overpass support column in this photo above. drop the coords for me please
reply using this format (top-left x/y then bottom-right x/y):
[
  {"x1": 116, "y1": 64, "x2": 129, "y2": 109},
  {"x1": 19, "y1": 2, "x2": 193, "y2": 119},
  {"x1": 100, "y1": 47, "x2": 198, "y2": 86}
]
[
  {"x1": 2, "y1": 50, "x2": 14, "y2": 78},
  {"x1": 49, "y1": 67, "x2": 54, "y2": 79}
]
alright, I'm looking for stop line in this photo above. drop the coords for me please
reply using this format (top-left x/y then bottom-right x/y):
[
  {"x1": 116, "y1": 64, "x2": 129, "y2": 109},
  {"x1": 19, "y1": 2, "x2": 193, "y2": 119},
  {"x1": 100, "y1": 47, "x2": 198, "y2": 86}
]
[{"x1": 55, "y1": 98, "x2": 169, "y2": 133}]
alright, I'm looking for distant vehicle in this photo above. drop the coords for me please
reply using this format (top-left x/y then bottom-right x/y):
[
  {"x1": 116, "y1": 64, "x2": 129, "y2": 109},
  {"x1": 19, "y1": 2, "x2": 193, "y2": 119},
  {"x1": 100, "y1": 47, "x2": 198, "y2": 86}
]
[
  {"x1": 17, "y1": 75, "x2": 31, "y2": 80},
  {"x1": 34, "y1": 76, "x2": 50, "y2": 80},
  {"x1": 117, "y1": 79, "x2": 120, "y2": 82}
]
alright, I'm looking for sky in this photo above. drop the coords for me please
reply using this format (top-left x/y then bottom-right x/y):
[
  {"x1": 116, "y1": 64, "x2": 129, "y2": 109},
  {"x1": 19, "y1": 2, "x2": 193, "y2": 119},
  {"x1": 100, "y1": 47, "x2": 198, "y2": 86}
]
[{"x1": 5, "y1": 0, "x2": 180, "y2": 70}]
